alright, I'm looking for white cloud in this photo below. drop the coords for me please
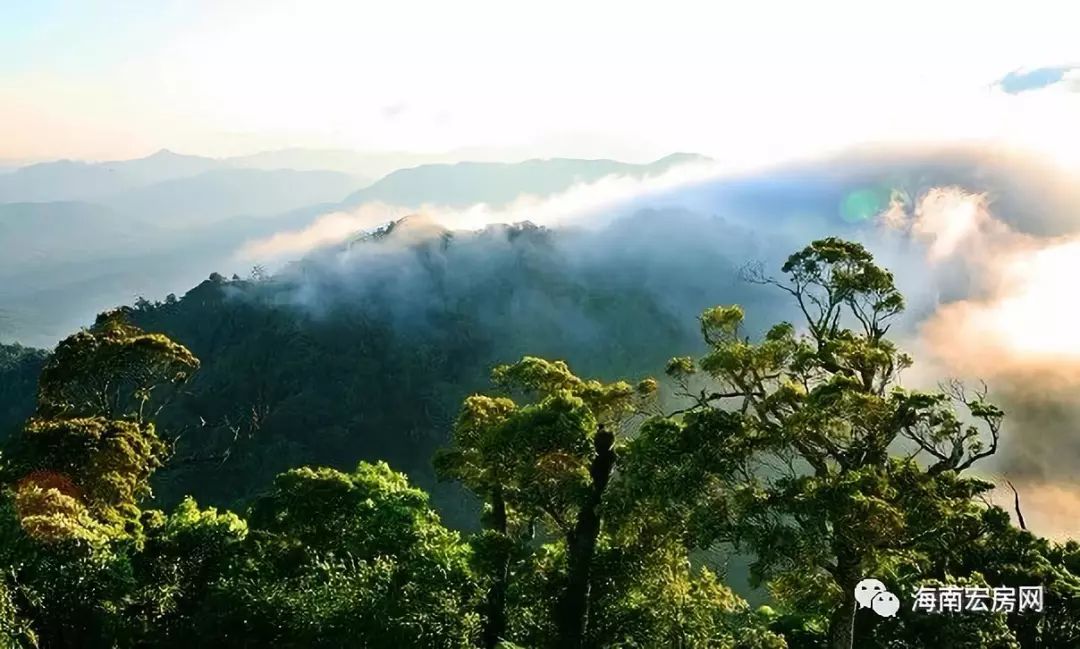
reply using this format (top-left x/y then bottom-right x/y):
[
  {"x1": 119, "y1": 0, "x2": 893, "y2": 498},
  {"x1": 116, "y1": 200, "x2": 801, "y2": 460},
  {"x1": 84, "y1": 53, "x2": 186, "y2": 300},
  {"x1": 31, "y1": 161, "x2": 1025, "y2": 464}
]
[
  {"x1": 896, "y1": 188, "x2": 1080, "y2": 381},
  {"x1": 237, "y1": 158, "x2": 724, "y2": 260},
  {"x1": 5, "y1": 0, "x2": 1080, "y2": 163}
]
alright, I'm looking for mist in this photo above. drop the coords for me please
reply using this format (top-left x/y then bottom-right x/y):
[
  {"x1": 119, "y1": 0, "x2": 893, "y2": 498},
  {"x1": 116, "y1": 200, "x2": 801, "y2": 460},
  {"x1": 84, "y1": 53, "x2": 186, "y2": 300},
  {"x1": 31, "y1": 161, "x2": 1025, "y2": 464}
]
[{"x1": 236, "y1": 158, "x2": 726, "y2": 262}]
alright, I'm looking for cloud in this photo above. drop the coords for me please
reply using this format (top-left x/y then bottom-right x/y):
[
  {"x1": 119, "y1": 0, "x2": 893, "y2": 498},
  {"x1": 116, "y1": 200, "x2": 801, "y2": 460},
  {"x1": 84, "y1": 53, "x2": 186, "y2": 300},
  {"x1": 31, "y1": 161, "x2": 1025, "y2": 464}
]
[
  {"x1": 238, "y1": 203, "x2": 418, "y2": 260},
  {"x1": 903, "y1": 188, "x2": 1080, "y2": 384},
  {"x1": 995, "y1": 65, "x2": 1080, "y2": 94},
  {"x1": 236, "y1": 158, "x2": 725, "y2": 262},
  {"x1": 985, "y1": 478, "x2": 1080, "y2": 541},
  {"x1": 876, "y1": 186, "x2": 1080, "y2": 537}
]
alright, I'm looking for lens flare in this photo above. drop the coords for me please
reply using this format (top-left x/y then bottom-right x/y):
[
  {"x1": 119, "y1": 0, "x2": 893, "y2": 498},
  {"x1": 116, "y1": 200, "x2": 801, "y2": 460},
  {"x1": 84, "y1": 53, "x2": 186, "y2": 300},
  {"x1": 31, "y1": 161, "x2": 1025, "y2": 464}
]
[{"x1": 840, "y1": 187, "x2": 890, "y2": 223}]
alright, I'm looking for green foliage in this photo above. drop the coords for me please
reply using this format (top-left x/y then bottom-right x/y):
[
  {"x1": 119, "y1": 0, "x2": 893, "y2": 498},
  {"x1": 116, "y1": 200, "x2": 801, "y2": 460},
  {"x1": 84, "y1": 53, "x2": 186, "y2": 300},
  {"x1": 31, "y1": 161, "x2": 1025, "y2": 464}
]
[
  {"x1": 36, "y1": 310, "x2": 198, "y2": 422},
  {"x1": 0, "y1": 490, "x2": 133, "y2": 649},
  {"x1": 438, "y1": 356, "x2": 788, "y2": 648},
  {"x1": 585, "y1": 545, "x2": 787, "y2": 649},
  {"x1": 0, "y1": 317, "x2": 204, "y2": 647},
  {"x1": 203, "y1": 461, "x2": 481, "y2": 648},
  {"x1": 439, "y1": 356, "x2": 652, "y2": 523},
  {"x1": 119, "y1": 498, "x2": 247, "y2": 646},
  {"x1": 0, "y1": 575, "x2": 35, "y2": 649},
  {"x1": 0, "y1": 315, "x2": 197, "y2": 545},
  {"x1": 670, "y1": 238, "x2": 1032, "y2": 647},
  {"x1": 248, "y1": 461, "x2": 466, "y2": 564},
  {"x1": 0, "y1": 344, "x2": 46, "y2": 442},
  {"x1": 6, "y1": 417, "x2": 167, "y2": 537},
  {"x1": 0, "y1": 237, "x2": 1078, "y2": 648},
  {"x1": 438, "y1": 357, "x2": 659, "y2": 647}
]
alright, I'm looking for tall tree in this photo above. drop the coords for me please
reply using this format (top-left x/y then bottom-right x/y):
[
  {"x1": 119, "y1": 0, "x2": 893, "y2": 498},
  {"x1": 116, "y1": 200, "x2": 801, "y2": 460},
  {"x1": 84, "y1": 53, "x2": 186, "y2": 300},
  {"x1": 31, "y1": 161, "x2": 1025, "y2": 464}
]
[
  {"x1": 668, "y1": 238, "x2": 1008, "y2": 649},
  {"x1": 436, "y1": 357, "x2": 656, "y2": 648},
  {"x1": 34, "y1": 309, "x2": 199, "y2": 423},
  {"x1": 0, "y1": 312, "x2": 200, "y2": 648},
  {"x1": 3, "y1": 311, "x2": 199, "y2": 539}
]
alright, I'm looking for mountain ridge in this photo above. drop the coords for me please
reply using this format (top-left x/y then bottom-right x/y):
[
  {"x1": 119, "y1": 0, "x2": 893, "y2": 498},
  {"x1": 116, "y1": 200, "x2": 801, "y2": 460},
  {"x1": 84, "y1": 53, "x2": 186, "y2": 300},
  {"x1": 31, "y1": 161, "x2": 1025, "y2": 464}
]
[{"x1": 342, "y1": 153, "x2": 713, "y2": 208}]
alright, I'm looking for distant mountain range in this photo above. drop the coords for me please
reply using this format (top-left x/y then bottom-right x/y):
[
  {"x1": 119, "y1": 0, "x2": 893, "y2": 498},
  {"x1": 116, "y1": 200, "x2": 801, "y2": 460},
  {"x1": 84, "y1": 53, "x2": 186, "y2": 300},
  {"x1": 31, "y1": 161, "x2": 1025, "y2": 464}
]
[
  {"x1": 101, "y1": 168, "x2": 359, "y2": 226},
  {"x1": 0, "y1": 149, "x2": 367, "y2": 205},
  {"x1": 0, "y1": 150, "x2": 714, "y2": 345},
  {"x1": 6, "y1": 145, "x2": 1071, "y2": 348},
  {"x1": 342, "y1": 152, "x2": 710, "y2": 208},
  {"x1": 226, "y1": 148, "x2": 437, "y2": 181},
  {"x1": 0, "y1": 150, "x2": 226, "y2": 203},
  {"x1": 0, "y1": 149, "x2": 709, "y2": 208}
]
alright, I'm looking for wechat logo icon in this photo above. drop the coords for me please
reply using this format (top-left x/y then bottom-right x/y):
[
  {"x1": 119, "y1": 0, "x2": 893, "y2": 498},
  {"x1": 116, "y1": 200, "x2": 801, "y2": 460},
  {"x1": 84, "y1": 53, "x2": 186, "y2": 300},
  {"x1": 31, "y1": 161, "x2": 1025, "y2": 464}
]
[{"x1": 856, "y1": 578, "x2": 900, "y2": 618}]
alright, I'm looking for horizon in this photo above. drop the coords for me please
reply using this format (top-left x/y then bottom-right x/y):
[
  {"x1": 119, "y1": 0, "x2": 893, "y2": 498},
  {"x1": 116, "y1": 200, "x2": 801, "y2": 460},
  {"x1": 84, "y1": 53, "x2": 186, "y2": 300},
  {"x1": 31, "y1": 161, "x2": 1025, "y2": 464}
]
[
  {"x1": 4, "y1": 1, "x2": 1080, "y2": 170},
  {"x1": 0, "y1": 145, "x2": 707, "y2": 169}
]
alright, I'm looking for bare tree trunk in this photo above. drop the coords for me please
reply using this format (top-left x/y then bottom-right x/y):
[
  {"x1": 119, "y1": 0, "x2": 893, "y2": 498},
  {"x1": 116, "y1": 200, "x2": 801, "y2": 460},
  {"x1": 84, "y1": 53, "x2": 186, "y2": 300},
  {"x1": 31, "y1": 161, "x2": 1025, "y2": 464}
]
[
  {"x1": 483, "y1": 486, "x2": 510, "y2": 649},
  {"x1": 556, "y1": 425, "x2": 616, "y2": 649}
]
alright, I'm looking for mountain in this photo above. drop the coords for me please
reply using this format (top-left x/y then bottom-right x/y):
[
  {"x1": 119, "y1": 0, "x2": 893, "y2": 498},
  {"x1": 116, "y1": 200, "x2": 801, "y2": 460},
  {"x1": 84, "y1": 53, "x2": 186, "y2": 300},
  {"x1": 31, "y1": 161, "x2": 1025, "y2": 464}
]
[
  {"x1": 9, "y1": 146, "x2": 1074, "y2": 353},
  {"x1": 226, "y1": 147, "x2": 541, "y2": 182},
  {"x1": 0, "y1": 160, "x2": 140, "y2": 203},
  {"x1": 0, "y1": 150, "x2": 226, "y2": 203},
  {"x1": 0, "y1": 159, "x2": 366, "y2": 344},
  {"x1": 5, "y1": 143, "x2": 1080, "y2": 534},
  {"x1": 341, "y1": 153, "x2": 712, "y2": 208},
  {"x1": 0, "y1": 153, "x2": 714, "y2": 345},
  {"x1": 89, "y1": 210, "x2": 778, "y2": 517},
  {"x1": 97, "y1": 148, "x2": 226, "y2": 185},
  {"x1": 100, "y1": 168, "x2": 363, "y2": 226},
  {"x1": 0, "y1": 201, "x2": 156, "y2": 272},
  {"x1": 223, "y1": 148, "x2": 420, "y2": 182}
]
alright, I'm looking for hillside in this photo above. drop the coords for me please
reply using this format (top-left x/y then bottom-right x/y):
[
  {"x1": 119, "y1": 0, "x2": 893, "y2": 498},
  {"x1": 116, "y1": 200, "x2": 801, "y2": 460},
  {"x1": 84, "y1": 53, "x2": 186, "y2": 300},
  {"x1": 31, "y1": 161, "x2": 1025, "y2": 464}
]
[
  {"x1": 6, "y1": 146, "x2": 1080, "y2": 505},
  {"x1": 0, "y1": 150, "x2": 226, "y2": 203},
  {"x1": 121, "y1": 210, "x2": 783, "y2": 515},
  {"x1": 342, "y1": 153, "x2": 711, "y2": 208},
  {"x1": 101, "y1": 168, "x2": 361, "y2": 225},
  {"x1": 0, "y1": 153, "x2": 712, "y2": 345}
]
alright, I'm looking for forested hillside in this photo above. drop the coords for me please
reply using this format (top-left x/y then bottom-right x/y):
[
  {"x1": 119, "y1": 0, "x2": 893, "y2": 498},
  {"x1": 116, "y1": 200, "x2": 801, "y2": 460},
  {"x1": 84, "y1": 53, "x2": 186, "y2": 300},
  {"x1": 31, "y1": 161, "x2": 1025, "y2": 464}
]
[
  {"x1": 1, "y1": 238, "x2": 1077, "y2": 649},
  {"x1": 101, "y1": 213, "x2": 778, "y2": 518}
]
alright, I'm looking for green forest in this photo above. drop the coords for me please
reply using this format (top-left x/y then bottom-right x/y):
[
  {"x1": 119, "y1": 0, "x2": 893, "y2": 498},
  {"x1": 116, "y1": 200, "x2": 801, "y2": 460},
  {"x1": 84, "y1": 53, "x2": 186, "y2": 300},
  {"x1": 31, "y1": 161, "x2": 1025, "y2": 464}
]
[{"x1": 1, "y1": 238, "x2": 1079, "y2": 649}]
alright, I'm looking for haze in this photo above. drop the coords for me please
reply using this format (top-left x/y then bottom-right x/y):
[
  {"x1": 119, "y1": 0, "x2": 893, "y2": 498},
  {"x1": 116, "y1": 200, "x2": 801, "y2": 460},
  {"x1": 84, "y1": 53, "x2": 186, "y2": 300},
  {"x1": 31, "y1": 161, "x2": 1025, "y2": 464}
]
[{"x1": 4, "y1": 0, "x2": 1080, "y2": 167}]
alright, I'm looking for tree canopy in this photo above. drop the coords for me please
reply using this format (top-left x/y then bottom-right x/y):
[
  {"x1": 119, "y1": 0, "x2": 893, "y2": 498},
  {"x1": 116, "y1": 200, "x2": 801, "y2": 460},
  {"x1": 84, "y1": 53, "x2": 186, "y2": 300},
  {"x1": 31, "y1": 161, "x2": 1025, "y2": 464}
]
[{"x1": 0, "y1": 239, "x2": 1076, "y2": 648}]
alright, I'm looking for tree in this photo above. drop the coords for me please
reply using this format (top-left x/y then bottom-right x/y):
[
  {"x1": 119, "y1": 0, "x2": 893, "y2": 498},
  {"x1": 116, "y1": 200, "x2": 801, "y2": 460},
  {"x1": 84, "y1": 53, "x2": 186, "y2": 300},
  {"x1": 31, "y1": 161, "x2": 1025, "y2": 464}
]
[
  {"x1": 119, "y1": 498, "x2": 247, "y2": 647},
  {"x1": 35, "y1": 309, "x2": 199, "y2": 423},
  {"x1": 7, "y1": 417, "x2": 166, "y2": 537},
  {"x1": 436, "y1": 357, "x2": 657, "y2": 648},
  {"x1": 0, "y1": 313, "x2": 201, "y2": 647},
  {"x1": 2, "y1": 313, "x2": 199, "y2": 541},
  {"x1": 438, "y1": 358, "x2": 786, "y2": 648},
  {"x1": 668, "y1": 238, "x2": 1009, "y2": 649},
  {"x1": 201, "y1": 462, "x2": 481, "y2": 648}
]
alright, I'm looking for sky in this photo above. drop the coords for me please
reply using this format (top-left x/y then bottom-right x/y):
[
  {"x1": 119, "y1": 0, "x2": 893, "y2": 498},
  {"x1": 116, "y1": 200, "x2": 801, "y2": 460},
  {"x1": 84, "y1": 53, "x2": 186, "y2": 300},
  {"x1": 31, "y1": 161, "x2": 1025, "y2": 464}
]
[{"x1": 2, "y1": 0, "x2": 1079, "y2": 165}]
